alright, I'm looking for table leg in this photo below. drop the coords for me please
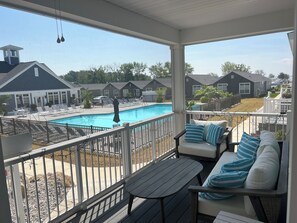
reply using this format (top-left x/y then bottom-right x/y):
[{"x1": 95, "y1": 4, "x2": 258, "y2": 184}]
[
  {"x1": 197, "y1": 174, "x2": 202, "y2": 185},
  {"x1": 160, "y1": 198, "x2": 165, "y2": 223},
  {"x1": 128, "y1": 194, "x2": 134, "y2": 215}
]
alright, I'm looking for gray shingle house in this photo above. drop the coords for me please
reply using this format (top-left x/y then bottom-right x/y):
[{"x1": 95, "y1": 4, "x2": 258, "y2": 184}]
[
  {"x1": 80, "y1": 83, "x2": 107, "y2": 97},
  {"x1": 143, "y1": 78, "x2": 172, "y2": 99},
  {"x1": 213, "y1": 71, "x2": 272, "y2": 98},
  {"x1": 0, "y1": 45, "x2": 80, "y2": 111},
  {"x1": 185, "y1": 74, "x2": 219, "y2": 99}
]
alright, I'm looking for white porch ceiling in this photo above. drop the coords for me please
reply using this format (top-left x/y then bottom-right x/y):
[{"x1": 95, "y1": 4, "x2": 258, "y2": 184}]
[{"x1": 0, "y1": 0, "x2": 295, "y2": 45}]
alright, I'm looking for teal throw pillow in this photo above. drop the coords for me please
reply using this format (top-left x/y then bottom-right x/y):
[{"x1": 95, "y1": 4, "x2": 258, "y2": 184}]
[
  {"x1": 185, "y1": 124, "x2": 204, "y2": 143},
  {"x1": 221, "y1": 158, "x2": 255, "y2": 173},
  {"x1": 237, "y1": 132, "x2": 260, "y2": 160},
  {"x1": 200, "y1": 171, "x2": 248, "y2": 200},
  {"x1": 206, "y1": 124, "x2": 224, "y2": 146}
]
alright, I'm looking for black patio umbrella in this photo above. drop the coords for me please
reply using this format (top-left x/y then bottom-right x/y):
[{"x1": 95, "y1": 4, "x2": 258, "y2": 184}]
[{"x1": 113, "y1": 98, "x2": 120, "y2": 123}]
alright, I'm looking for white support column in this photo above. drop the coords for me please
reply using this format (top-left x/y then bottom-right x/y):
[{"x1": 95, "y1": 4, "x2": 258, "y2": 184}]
[
  {"x1": 288, "y1": 1, "x2": 297, "y2": 222},
  {"x1": 0, "y1": 139, "x2": 12, "y2": 222},
  {"x1": 171, "y1": 44, "x2": 186, "y2": 135}
]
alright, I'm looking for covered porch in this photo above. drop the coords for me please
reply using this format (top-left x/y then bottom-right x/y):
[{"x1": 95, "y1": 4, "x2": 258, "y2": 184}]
[{"x1": 0, "y1": 0, "x2": 296, "y2": 222}]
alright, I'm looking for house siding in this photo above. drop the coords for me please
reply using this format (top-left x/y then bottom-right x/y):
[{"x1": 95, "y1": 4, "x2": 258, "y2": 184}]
[
  {"x1": 102, "y1": 84, "x2": 119, "y2": 98},
  {"x1": 185, "y1": 76, "x2": 203, "y2": 99},
  {"x1": 144, "y1": 80, "x2": 171, "y2": 99},
  {"x1": 122, "y1": 83, "x2": 142, "y2": 98},
  {"x1": 0, "y1": 65, "x2": 70, "y2": 92},
  {"x1": 214, "y1": 72, "x2": 254, "y2": 98}
]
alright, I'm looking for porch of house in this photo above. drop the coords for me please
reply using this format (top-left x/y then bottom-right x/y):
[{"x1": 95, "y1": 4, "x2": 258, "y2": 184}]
[{"x1": 57, "y1": 159, "x2": 216, "y2": 223}]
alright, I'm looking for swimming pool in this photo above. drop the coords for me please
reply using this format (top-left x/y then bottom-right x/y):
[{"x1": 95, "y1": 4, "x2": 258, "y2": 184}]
[{"x1": 50, "y1": 104, "x2": 173, "y2": 128}]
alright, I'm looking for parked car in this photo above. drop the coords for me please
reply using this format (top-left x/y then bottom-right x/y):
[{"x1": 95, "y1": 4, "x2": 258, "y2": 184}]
[{"x1": 92, "y1": 96, "x2": 110, "y2": 105}]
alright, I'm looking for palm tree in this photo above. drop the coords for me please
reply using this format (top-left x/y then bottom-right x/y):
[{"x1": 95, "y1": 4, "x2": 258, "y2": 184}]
[{"x1": 82, "y1": 90, "x2": 93, "y2": 108}]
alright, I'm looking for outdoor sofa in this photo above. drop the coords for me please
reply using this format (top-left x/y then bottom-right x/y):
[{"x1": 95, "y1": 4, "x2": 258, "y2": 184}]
[{"x1": 188, "y1": 131, "x2": 288, "y2": 223}]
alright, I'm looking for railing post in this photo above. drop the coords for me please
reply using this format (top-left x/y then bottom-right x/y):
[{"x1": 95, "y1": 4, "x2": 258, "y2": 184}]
[
  {"x1": 122, "y1": 123, "x2": 132, "y2": 177},
  {"x1": 151, "y1": 122, "x2": 157, "y2": 161},
  {"x1": 12, "y1": 164, "x2": 25, "y2": 223},
  {"x1": 12, "y1": 119, "x2": 16, "y2": 134},
  {"x1": 28, "y1": 120, "x2": 31, "y2": 133},
  {"x1": 0, "y1": 117, "x2": 3, "y2": 134},
  {"x1": 45, "y1": 121, "x2": 50, "y2": 143},
  {"x1": 0, "y1": 138, "x2": 12, "y2": 222},
  {"x1": 75, "y1": 145, "x2": 83, "y2": 203},
  {"x1": 91, "y1": 125, "x2": 93, "y2": 134},
  {"x1": 66, "y1": 123, "x2": 70, "y2": 140}
]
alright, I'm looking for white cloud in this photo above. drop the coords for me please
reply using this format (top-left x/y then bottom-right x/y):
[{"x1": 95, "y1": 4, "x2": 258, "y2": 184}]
[{"x1": 279, "y1": 58, "x2": 293, "y2": 65}]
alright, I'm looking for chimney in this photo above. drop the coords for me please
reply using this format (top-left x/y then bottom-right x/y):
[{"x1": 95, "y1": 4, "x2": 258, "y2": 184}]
[{"x1": 0, "y1": 45, "x2": 23, "y2": 65}]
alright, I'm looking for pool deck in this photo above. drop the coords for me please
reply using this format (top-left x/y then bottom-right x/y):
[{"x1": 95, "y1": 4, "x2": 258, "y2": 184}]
[{"x1": 13, "y1": 102, "x2": 172, "y2": 121}]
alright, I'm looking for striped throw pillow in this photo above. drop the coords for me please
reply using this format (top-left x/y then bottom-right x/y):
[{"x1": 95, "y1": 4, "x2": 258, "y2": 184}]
[
  {"x1": 185, "y1": 124, "x2": 204, "y2": 143},
  {"x1": 221, "y1": 158, "x2": 255, "y2": 173},
  {"x1": 206, "y1": 124, "x2": 224, "y2": 146},
  {"x1": 237, "y1": 132, "x2": 260, "y2": 160},
  {"x1": 200, "y1": 171, "x2": 249, "y2": 200}
]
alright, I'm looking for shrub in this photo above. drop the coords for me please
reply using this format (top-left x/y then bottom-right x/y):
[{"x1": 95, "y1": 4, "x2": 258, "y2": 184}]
[{"x1": 200, "y1": 96, "x2": 209, "y2": 103}]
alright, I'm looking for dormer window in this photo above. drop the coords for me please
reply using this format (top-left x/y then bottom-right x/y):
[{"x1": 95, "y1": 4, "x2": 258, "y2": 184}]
[
  {"x1": 11, "y1": 50, "x2": 17, "y2": 57},
  {"x1": 34, "y1": 67, "x2": 39, "y2": 77}
]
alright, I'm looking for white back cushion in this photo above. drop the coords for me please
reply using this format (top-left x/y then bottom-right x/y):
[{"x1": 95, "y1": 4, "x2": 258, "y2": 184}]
[
  {"x1": 244, "y1": 147, "x2": 280, "y2": 215},
  {"x1": 190, "y1": 119, "x2": 227, "y2": 140},
  {"x1": 257, "y1": 130, "x2": 280, "y2": 158}
]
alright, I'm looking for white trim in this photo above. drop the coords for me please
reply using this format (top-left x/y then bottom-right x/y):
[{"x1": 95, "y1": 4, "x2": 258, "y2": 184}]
[
  {"x1": 217, "y1": 83, "x2": 228, "y2": 91},
  {"x1": 192, "y1": 85, "x2": 201, "y2": 95},
  {"x1": 239, "y1": 82, "x2": 251, "y2": 94}
]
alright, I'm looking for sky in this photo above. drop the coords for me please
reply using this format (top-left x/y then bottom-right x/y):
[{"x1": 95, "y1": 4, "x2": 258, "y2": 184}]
[{"x1": 0, "y1": 6, "x2": 293, "y2": 77}]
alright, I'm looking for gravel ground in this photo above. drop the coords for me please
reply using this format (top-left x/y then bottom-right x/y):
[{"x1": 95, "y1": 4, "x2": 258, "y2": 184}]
[{"x1": 9, "y1": 173, "x2": 71, "y2": 223}]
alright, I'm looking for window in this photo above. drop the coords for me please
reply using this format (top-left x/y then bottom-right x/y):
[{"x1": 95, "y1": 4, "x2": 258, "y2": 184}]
[
  {"x1": 239, "y1": 83, "x2": 250, "y2": 94},
  {"x1": 11, "y1": 50, "x2": 17, "y2": 57},
  {"x1": 192, "y1": 85, "x2": 201, "y2": 95},
  {"x1": 16, "y1": 94, "x2": 30, "y2": 108},
  {"x1": 54, "y1": 92, "x2": 59, "y2": 104},
  {"x1": 4, "y1": 50, "x2": 8, "y2": 57},
  {"x1": 123, "y1": 89, "x2": 129, "y2": 97},
  {"x1": 34, "y1": 67, "x2": 39, "y2": 77},
  {"x1": 61, "y1": 92, "x2": 67, "y2": 104},
  {"x1": 231, "y1": 75, "x2": 234, "y2": 79},
  {"x1": 146, "y1": 88, "x2": 152, "y2": 91},
  {"x1": 48, "y1": 92, "x2": 53, "y2": 104},
  {"x1": 103, "y1": 90, "x2": 109, "y2": 96},
  {"x1": 217, "y1": 83, "x2": 228, "y2": 91},
  {"x1": 135, "y1": 89, "x2": 140, "y2": 97},
  {"x1": 113, "y1": 89, "x2": 119, "y2": 97}
]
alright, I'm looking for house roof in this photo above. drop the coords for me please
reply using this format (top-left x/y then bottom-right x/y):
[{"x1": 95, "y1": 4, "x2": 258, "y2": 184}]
[
  {"x1": 129, "y1": 80, "x2": 151, "y2": 89},
  {"x1": 80, "y1": 83, "x2": 107, "y2": 90},
  {"x1": 187, "y1": 74, "x2": 219, "y2": 85},
  {"x1": 232, "y1": 71, "x2": 271, "y2": 82},
  {"x1": 0, "y1": 45, "x2": 23, "y2": 51},
  {"x1": 0, "y1": 61, "x2": 35, "y2": 86},
  {"x1": 109, "y1": 82, "x2": 128, "y2": 90},
  {"x1": 155, "y1": 78, "x2": 172, "y2": 88}
]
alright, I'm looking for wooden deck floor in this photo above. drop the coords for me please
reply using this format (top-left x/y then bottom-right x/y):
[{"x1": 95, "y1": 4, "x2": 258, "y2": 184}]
[{"x1": 63, "y1": 159, "x2": 215, "y2": 223}]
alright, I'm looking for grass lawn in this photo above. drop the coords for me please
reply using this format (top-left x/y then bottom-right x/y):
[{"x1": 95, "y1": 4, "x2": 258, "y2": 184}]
[{"x1": 226, "y1": 98, "x2": 264, "y2": 112}]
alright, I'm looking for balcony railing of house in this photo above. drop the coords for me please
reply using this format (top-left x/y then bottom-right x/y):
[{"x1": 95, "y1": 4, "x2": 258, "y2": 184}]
[
  {"x1": 263, "y1": 97, "x2": 292, "y2": 114},
  {"x1": 186, "y1": 110, "x2": 288, "y2": 141},
  {"x1": 4, "y1": 113, "x2": 174, "y2": 223},
  {"x1": 3, "y1": 110, "x2": 289, "y2": 222},
  {"x1": 0, "y1": 117, "x2": 109, "y2": 144}
]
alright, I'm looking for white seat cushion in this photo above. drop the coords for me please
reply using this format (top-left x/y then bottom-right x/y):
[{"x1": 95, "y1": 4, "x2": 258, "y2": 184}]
[
  {"x1": 179, "y1": 140, "x2": 226, "y2": 158},
  {"x1": 198, "y1": 152, "x2": 256, "y2": 218}
]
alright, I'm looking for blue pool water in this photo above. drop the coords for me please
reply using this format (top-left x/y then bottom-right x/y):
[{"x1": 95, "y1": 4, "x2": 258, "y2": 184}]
[{"x1": 50, "y1": 104, "x2": 172, "y2": 128}]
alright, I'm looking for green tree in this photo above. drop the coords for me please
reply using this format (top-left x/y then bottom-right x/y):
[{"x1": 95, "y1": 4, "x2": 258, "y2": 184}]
[
  {"x1": 278, "y1": 72, "x2": 290, "y2": 82},
  {"x1": 221, "y1": 61, "x2": 251, "y2": 75},
  {"x1": 208, "y1": 72, "x2": 218, "y2": 77},
  {"x1": 269, "y1": 73, "x2": 275, "y2": 79},
  {"x1": 149, "y1": 62, "x2": 194, "y2": 78},
  {"x1": 0, "y1": 95, "x2": 11, "y2": 115},
  {"x1": 194, "y1": 86, "x2": 232, "y2": 102},
  {"x1": 155, "y1": 88, "x2": 167, "y2": 103},
  {"x1": 81, "y1": 90, "x2": 93, "y2": 108},
  {"x1": 254, "y1": 69, "x2": 266, "y2": 76}
]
